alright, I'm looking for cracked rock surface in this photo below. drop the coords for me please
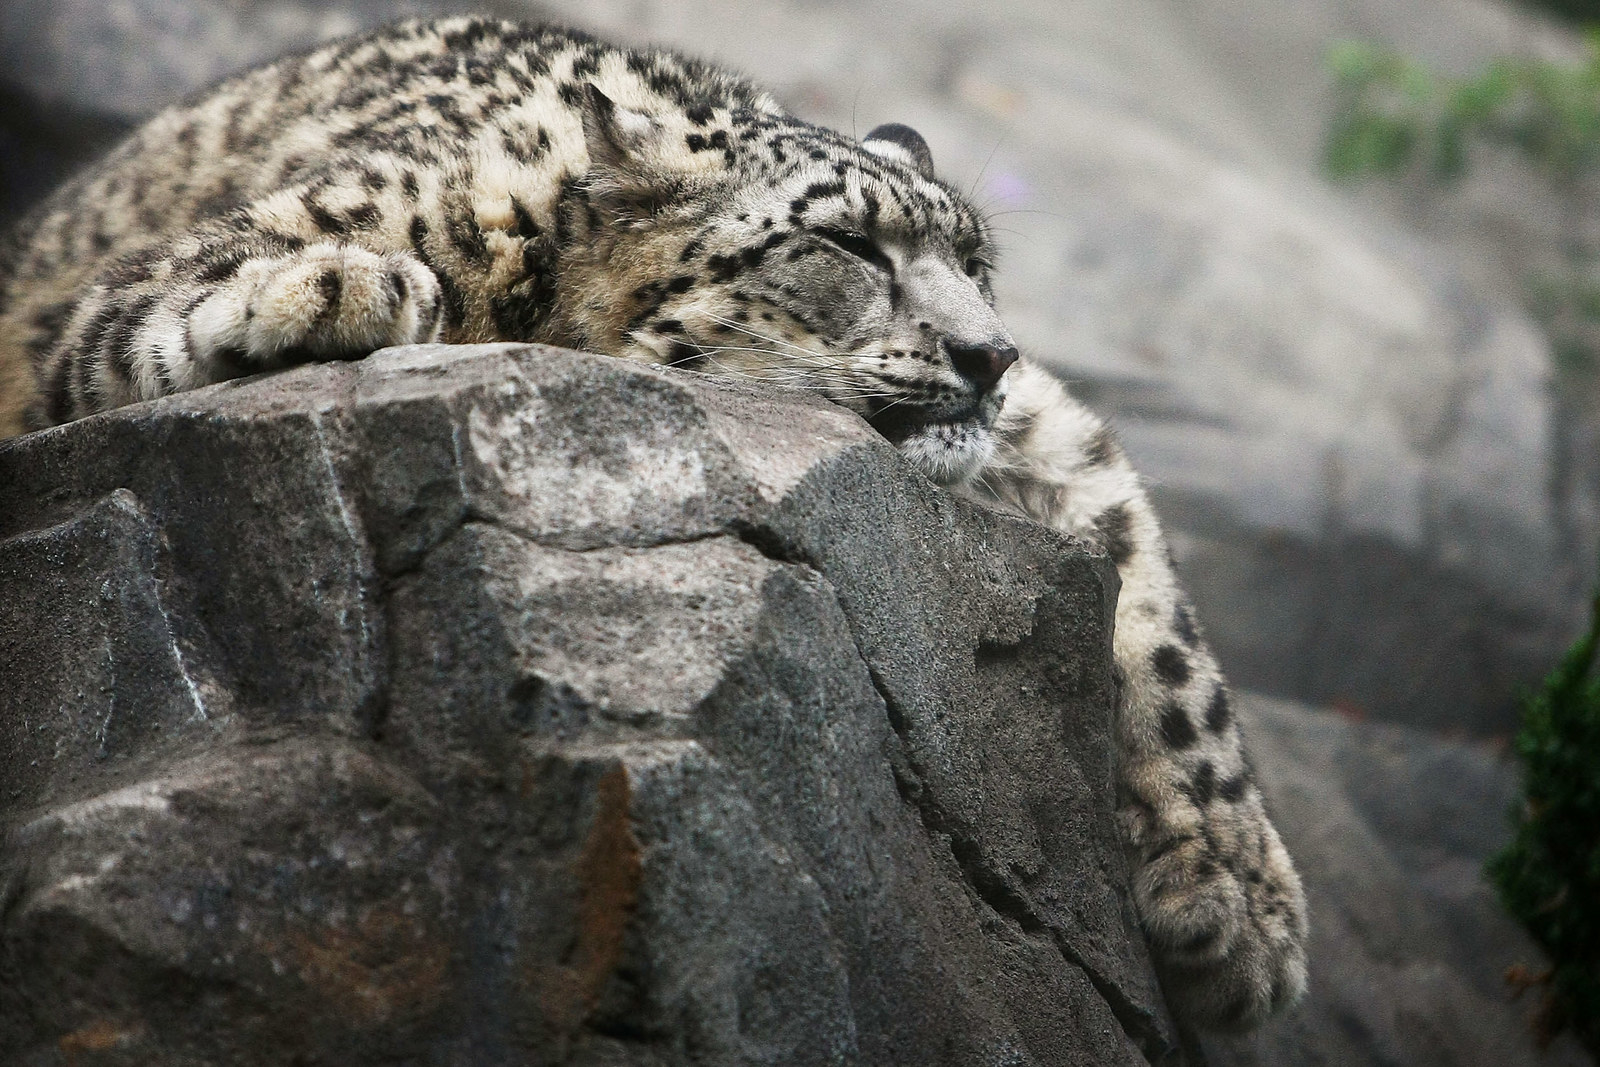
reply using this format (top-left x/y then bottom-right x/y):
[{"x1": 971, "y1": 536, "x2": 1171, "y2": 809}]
[{"x1": 0, "y1": 343, "x2": 1175, "y2": 1065}]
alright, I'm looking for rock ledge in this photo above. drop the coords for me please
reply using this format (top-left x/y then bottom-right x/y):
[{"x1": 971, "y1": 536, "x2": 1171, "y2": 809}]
[{"x1": 0, "y1": 344, "x2": 1175, "y2": 1066}]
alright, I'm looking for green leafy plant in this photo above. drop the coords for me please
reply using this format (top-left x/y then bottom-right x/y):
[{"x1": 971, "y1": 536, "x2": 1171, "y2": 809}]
[
  {"x1": 1326, "y1": 34, "x2": 1600, "y2": 181},
  {"x1": 1326, "y1": 36, "x2": 1600, "y2": 374},
  {"x1": 1486, "y1": 586, "x2": 1600, "y2": 1052}
]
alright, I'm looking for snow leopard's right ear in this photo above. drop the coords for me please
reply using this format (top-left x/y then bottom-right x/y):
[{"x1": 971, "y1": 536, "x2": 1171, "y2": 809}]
[
  {"x1": 862, "y1": 123, "x2": 935, "y2": 179},
  {"x1": 581, "y1": 84, "x2": 699, "y2": 221}
]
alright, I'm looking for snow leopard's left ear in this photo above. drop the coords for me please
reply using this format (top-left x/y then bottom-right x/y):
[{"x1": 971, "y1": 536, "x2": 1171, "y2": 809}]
[
  {"x1": 581, "y1": 85, "x2": 659, "y2": 169},
  {"x1": 581, "y1": 84, "x2": 712, "y2": 221},
  {"x1": 862, "y1": 123, "x2": 934, "y2": 179}
]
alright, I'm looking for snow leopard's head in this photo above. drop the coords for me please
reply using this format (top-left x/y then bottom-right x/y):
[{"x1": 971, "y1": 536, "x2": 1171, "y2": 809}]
[{"x1": 554, "y1": 86, "x2": 1016, "y2": 486}]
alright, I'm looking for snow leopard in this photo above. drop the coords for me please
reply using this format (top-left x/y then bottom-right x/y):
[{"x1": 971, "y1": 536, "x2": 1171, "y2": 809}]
[{"x1": 0, "y1": 16, "x2": 1306, "y2": 1030}]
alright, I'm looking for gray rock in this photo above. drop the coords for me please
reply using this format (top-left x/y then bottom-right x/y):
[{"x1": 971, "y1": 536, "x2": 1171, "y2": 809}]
[
  {"x1": 1201, "y1": 692, "x2": 1594, "y2": 1067},
  {"x1": 0, "y1": 343, "x2": 1176, "y2": 1065}
]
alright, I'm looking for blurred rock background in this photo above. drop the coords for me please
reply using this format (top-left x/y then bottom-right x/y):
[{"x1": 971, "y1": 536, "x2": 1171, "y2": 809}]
[{"x1": 2, "y1": 1, "x2": 1597, "y2": 1063}]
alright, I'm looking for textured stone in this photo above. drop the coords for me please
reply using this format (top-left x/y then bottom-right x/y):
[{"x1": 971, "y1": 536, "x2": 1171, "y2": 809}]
[{"x1": 0, "y1": 344, "x2": 1174, "y2": 1065}]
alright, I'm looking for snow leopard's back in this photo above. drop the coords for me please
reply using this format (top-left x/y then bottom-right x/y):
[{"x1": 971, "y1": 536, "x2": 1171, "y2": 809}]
[{"x1": 0, "y1": 18, "x2": 787, "y2": 433}]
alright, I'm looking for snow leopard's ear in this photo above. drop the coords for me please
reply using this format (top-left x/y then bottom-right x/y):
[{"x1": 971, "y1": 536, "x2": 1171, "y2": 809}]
[
  {"x1": 581, "y1": 84, "x2": 660, "y2": 170},
  {"x1": 580, "y1": 84, "x2": 690, "y2": 221},
  {"x1": 862, "y1": 123, "x2": 934, "y2": 179}
]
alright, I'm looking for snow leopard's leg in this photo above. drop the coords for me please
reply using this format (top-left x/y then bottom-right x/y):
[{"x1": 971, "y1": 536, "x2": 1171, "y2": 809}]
[
  {"x1": 31, "y1": 207, "x2": 442, "y2": 426},
  {"x1": 959, "y1": 360, "x2": 1308, "y2": 1031}
]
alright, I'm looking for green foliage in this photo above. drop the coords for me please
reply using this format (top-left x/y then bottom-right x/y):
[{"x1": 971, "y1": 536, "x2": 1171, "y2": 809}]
[
  {"x1": 1529, "y1": 270, "x2": 1600, "y2": 373},
  {"x1": 1325, "y1": 42, "x2": 1450, "y2": 178},
  {"x1": 1325, "y1": 37, "x2": 1600, "y2": 393},
  {"x1": 1325, "y1": 34, "x2": 1600, "y2": 184},
  {"x1": 1487, "y1": 586, "x2": 1600, "y2": 1052}
]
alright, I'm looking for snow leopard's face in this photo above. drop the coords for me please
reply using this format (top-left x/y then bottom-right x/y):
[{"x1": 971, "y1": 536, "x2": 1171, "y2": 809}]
[{"x1": 557, "y1": 90, "x2": 1016, "y2": 485}]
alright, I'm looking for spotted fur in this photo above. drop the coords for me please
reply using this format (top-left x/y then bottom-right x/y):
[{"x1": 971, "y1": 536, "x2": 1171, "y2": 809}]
[
  {"x1": 0, "y1": 16, "x2": 1305, "y2": 1030},
  {"x1": 962, "y1": 362, "x2": 1308, "y2": 1029}
]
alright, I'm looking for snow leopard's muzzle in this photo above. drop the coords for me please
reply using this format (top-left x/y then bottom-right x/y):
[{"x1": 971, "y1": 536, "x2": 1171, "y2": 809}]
[
  {"x1": 864, "y1": 339, "x2": 1017, "y2": 444},
  {"x1": 863, "y1": 336, "x2": 1017, "y2": 486}
]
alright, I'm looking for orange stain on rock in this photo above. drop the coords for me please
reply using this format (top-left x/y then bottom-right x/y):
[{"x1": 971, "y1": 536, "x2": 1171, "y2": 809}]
[
  {"x1": 287, "y1": 907, "x2": 451, "y2": 1027},
  {"x1": 59, "y1": 1019, "x2": 142, "y2": 1065},
  {"x1": 536, "y1": 764, "x2": 644, "y2": 1033}
]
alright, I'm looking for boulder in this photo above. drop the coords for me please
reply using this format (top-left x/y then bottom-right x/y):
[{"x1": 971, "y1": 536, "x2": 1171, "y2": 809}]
[
  {"x1": 0, "y1": 344, "x2": 1177, "y2": 1065},
  {"x1": 1202, "y1": 692, "x2": 1594, "y2": 1067}
]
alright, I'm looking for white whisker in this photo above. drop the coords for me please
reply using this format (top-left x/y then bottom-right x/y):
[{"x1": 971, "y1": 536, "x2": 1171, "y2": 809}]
[
  {"x1": 701, "y1": 316, "x2": 831, "y2": 361},
  {"x1": 642, "y1": 318, "x2": 932, "y2": 413}
]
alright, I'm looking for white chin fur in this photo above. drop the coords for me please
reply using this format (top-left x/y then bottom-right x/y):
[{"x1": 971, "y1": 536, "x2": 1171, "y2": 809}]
[{"x1": 897, "y1": 421, "x2": 996, "y2": 486}]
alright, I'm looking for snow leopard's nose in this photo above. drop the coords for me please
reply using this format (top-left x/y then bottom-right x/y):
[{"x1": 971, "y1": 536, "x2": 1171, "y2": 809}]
[{"x1": 947, "y1": 341, "x2": 1018, "y2": 393}]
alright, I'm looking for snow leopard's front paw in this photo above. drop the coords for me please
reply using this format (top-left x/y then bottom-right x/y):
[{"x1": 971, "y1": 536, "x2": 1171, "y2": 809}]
[
  {"x1": 1124, "y1": 784, "x2": 1308, "y2": 1031},
  {"x1": 187, "y1": 243, "x2": 442, "y2": 375}
]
